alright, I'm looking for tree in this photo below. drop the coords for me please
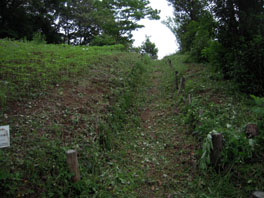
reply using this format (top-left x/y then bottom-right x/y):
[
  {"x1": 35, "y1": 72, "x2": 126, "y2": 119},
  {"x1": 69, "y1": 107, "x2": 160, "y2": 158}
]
[
  {"x1": 75, "y1": 0, "x2": 160, "y2": 45},
  {"x1": 211, "y1": 0, "x2": 264, "y2": 94},
  {"x1": 165, "y1": 0, "x2": 211, "y2": 53},
  {"x1": 0, "y1": 0, "x2": 64, "y2": 43},
  {"x1": 166, "y1": 0, "x2": 264, "y2": 94},
  {"x1": 167, "y1": 0, "x2": 207, "y2": 22},
  {"x1": 0, "y1": 0, "x2": 160, "y2": 46},
  {"x1": 140, "y1": 37, "x2": 158, "y2": 59}
]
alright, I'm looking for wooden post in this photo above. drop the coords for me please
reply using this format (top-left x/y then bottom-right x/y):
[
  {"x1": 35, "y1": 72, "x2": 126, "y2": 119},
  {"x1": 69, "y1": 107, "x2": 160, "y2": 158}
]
[
  {"x1": 251, "y1": 191, "x2": 264, "y2": 198},
  {"x1": 168, "y1": 59, "x2": 172, "y2": 69},
  {"x1": 245, "y1": 124, "x2": 258, "y2": 138},
  {"x1": 210, "y1": 133, "x2": 223, "y2": 166},
  {"x1": 199, "y1": 109, "x2": 204, "y2": 117},
  {"x1": 178, "y1": 77, "x2": 185, "y2": 96},
  {"x1": 175, "y1": 71, "x2": 179, "y2": 90},
  {"x1": 66, "y1": 149, "x2": 80, "y2": 182},
  {"x1": 188, "y1": 94, "x2": 191, "y2": 105}
]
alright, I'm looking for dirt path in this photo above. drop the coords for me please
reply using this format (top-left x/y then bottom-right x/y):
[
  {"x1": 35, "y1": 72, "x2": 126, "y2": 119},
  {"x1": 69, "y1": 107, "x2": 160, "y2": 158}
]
[{"x1": 133, "y1": 64, "x2": 198, "y2": 197}]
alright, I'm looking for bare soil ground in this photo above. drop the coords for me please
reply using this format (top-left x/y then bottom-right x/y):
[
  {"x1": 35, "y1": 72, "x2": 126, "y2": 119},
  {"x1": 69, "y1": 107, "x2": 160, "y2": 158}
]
[{"x1": 132, "y1": 64, "x2": 199, "y2": 197}]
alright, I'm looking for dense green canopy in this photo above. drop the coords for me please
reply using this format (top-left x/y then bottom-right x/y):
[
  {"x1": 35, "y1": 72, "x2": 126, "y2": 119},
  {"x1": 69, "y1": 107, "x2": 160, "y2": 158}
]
[
  {"x1": 167, "y1": 0, "x2": 264, "y2": 95},
  {"x1": 0, "y1": 0, "x2": 160, "y2": 45}
]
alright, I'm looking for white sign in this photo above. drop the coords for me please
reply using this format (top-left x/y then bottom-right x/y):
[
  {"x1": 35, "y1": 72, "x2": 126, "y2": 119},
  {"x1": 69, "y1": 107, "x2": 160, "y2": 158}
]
[{"x1": 0, "y1": 125, "x2": 10, "y2": 148}]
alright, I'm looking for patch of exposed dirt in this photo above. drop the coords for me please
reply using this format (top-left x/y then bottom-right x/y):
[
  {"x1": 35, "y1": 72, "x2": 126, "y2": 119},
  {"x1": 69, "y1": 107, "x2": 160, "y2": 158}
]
[
  {"x1": 134, "y1": 65, "x2": 198, "y2": 197},
  {"x1": 1, "y1": 74, "x2": 115, "y2": 146}
]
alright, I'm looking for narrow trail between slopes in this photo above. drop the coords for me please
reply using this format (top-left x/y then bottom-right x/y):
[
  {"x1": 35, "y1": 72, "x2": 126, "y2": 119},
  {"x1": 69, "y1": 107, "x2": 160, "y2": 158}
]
[{"x1": 132, "y1": 63, "x2": 198, "y2": 197}]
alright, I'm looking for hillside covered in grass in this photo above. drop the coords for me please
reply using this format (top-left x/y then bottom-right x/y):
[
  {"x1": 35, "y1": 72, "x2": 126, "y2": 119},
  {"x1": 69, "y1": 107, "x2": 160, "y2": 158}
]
[
  {"x1": 0, "y1": 39, "x2": 153, "y2": 197},
  {"x1": 0, "y1": 40, "x2": 264, "y2": 198}
]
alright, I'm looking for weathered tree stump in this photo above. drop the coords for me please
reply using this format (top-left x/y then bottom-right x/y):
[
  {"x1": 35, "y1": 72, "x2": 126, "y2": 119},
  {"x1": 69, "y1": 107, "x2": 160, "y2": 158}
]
[
  {"x1": 251, "y1": 191, "x2": 264, "y2": 198},
  {"x1": 178, "y1": 77, "x2": 185, "y2": 96},
  {"x1": 245, "y1": 124, "x2": 258, "y2": 138},
  {"x1": 66, "y1": 149, "x2": 80, "y2": 182},
  {"x1": 210, "y1": 133, "x2": 223, "y2": 166}
]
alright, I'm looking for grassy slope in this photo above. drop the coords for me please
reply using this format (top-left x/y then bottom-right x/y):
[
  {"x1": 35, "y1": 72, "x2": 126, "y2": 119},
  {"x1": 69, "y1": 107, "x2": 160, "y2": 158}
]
[
  {"x1": 0, "y1": 39, "x2": 126, "y2": 105},
  {"x1": 0, "y1": 40, "x2": 263, "y2": 198},
  {"x1": 0, "y1": 40, "x2": 152, "y2": 197},
  {"x1": 163, "y1": 54, "x2": 264, "y2": 198}
]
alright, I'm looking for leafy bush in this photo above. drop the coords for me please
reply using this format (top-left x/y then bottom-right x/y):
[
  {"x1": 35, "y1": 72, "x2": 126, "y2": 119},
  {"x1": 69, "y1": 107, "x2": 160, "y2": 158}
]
[
  {"x1": 178, "y1": 73, "x2": 259, "y2": 171},
  {"x1": 32, "y1": 32, "x2": 46, "y2": 44},
  {"x1": 90, "y1": 34, "x2": 117, "y2": 46},
  {"x1": 190, "y1": 12, "x2": 215, "y2": 62},
  {"x1": 0, "y1": 141, "x2": 73, "y2": 198}
]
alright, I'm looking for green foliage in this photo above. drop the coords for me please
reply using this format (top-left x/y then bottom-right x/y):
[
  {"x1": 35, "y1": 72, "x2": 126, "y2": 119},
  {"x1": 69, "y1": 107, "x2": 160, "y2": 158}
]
[
  {"x1": 190, "y1": 12, "x2": 215, "y2": 62},
  {"x1": 165, "y1": 0, "x2": 211, "y2": 53},
  {"x1": 0, "y1": 141, "x2": 74, "y2": 198},
  {"x1": 140, "y1": 37, "x2": 158, "y2": 59},
  {"x1": 99, "y1": 59, "x2": 149, "y2": 151},
  {"x1": 201, "y1": 40, "x2": 223, "y2": 70},
  {"x1": 90, "y1": 34, "x2": 117, "y2": 46},
  {"x1": 0, "y1": 40, "x2": 152, "y2": 197},
  {"x1": 168, "y1": 54, "x2": 264, "y2": 196},
  {"x1": 181, "y1": 90, "x2": 255, "y2": 171},
  {"x1": 250, "y1": 95, "x2": 264, "y2": 118},
  {"x1": 250, "y1": 95, "x2": 264, "y2": 153},
  {"x1": 168, "y1": 0, "x2": 264, "y2": 95},
  {"x1": 32, "y1": 32, "x2": 46, "y2": 44},
  {"x1": 0, "y1": 39, "x2": 125, "y2": 104},
  {"x1": 0, "y1": 0, "x2": 160, "y2": 46},
  {"x1": 200, "y1": 133, "x2": 213, "y2": 170},
  {"x1": 211, "y1": 0, "x2": 264, "y2": 95}
]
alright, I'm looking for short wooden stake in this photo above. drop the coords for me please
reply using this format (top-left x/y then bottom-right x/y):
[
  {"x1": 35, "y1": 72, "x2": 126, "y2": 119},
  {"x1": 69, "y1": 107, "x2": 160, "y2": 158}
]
[
  {"x1": 210, "y1": 133, "x2": 223, "y2": 166},
  {"x1": 178, "y1": 77, "x2": 185, "y2": 96},
  {"x1": 175, "y1": 71, "x2": 179, "y2": 90},
  {"x1": 66, "y1": 149, "x2": 80, "y2": 182},
  {"x1": 168, "y1": 59, "x2": 172, "y2": 69},
  {"x1": 188, "y1": 94, "x2": 191, "y2": 105}
]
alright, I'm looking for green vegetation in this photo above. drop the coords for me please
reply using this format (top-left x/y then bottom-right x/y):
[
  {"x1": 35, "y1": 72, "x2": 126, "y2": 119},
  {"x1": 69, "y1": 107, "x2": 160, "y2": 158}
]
[
  {"x1": 1, "y1": 0, "x2": 264, "y2": 195},
  {"x1": 0, "y1": 38, "x2": 263, "y2": 197},
  {"x1": 139, "y1": 37, "x2": 159, "y2": 59},
  {"x1": 0, "y1": 0, "x2": 159, "y2": 45},
  {"x1": 166, "y1": 0, "x2": 264, "y2": 95},
  {"x1": 0, "y1": 39, "x2": 125, "y2": 106},
  {"x1": 163, "y1": 54, "x2": 264, "y2": 197},
  {"x1": 164, "y1": 2, "x2": 264, "y2": 194},
  {"x1": 0, "y1": 39, "x2": 153, "y2": 197}
]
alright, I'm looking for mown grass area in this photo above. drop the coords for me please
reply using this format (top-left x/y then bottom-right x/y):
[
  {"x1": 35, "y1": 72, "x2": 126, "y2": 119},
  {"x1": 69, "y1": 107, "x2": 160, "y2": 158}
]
[
  {"x1": 0, "y1": 39, "x2": 125, "y2": 105},
  {"x1": 162, "y1": 54, "x2": 264, "y2": 198},
  {"x1": 0, "y1": 40, "x2": 153, "y2": 197}
]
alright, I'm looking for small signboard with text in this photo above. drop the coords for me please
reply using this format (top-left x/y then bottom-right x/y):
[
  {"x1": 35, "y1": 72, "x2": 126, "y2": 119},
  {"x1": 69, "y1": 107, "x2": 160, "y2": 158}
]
[{"x1": 0, "y1": 125, "x2": 10, "y2": 148}]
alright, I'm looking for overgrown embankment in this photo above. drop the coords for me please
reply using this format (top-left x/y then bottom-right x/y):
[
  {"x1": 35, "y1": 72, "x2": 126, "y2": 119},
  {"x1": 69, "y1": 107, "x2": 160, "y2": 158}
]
[
  {"x1": 164, "y1": 54, "x2": 264, "y2": 198},
  {"x1": 0, "y1": 40, "x2": 152, "y2": 197}
]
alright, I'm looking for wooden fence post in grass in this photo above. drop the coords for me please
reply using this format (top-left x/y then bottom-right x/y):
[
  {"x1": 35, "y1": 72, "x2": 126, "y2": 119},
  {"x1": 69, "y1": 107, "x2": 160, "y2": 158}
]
[
  {"x1": 178, "y1": 77, "x2": 185, "y2": 96},
  {"x1": 168, "y1": 59, "x2": 172, "y2": 69},
  {"x1": 210, "y1": 133, "x2": 223, "y2": 166},
  {"x1": 175, "y1": 71, "x2": 179, "y2": 90},
  {"x1": 188, "y1": 94, "x2": 191, "y2": 105},
  {"x1": 251, "y1": 191, "x2": 264, "y2": 198},
  {"x1": 66, "y1": 149, "x2": 80, "y2": 182}
]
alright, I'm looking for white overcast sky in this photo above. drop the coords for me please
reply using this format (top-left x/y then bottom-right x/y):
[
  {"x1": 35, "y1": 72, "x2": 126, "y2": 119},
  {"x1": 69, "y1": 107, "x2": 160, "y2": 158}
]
[{"x1": 132, "y1": 0, "x2": 178, "y2": 59}]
